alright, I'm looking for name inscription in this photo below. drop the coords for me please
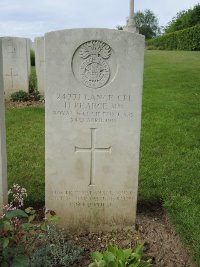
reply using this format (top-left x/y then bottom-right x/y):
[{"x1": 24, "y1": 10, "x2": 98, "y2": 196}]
[{"x1": 52, "y1": 91, "x2": 134, "y2": 124}]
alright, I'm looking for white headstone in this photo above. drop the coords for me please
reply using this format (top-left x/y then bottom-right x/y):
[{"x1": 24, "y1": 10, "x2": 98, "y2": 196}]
[
  {"x1": 27, "y1": 39, "x2": 31, "y2": 75},
  {"x1": 45, "y1": 29, "x2": 144, "y2": 232},
  {"x1": 0, "y1": 37, "x2": 31, "y2": 99},
  {"x1": 35, "y1": 37, "x2": 45, "y2": 95},
  {"x1": 0, "y1": 39, "x2": 7, "y2": 213}
]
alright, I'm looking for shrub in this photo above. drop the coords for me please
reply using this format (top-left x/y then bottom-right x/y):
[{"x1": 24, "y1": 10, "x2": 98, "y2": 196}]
[
  {"x1": 10, "y1": 90, "x2": 29, "y2": 102},
  {"x1": 146, "y1": 24, "x2": 200, "y2": 51},
  {"x1": 30, "y1": 223, "x2": 84, "y2": 267},
  {"x1": 30, "y1": 49, "x2": 35, "y2": 66},
  {"x1": 89, "y1": 244, "x2": 152, "y2": 267}
]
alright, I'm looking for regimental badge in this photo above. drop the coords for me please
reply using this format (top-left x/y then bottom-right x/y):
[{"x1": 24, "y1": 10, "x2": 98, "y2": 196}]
[{"x1": 79, "y1": 41, "x2": 111, "y2": 89}]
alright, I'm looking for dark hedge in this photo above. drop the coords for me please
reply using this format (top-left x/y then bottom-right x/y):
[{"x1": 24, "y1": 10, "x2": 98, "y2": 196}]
[{"x1": 146, "y1": 24, "x2": 200, "y2": 51}]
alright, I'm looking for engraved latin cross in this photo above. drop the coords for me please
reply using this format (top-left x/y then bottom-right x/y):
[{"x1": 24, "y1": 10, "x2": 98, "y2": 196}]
[
  {"x1": 6, "y1": 68, "x2": 18, "y2": 88},
  {"x1": 75, "y1": 128, "x2": 111, "y2": 186}
]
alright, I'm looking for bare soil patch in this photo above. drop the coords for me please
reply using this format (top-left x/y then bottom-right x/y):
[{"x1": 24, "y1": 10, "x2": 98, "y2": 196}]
[
  {"x1": 5, "y1": 100, "x2": 44, "y2": 108},
  {"x1": 71, "y1": 204, "x2": 195, "y2": 267}
]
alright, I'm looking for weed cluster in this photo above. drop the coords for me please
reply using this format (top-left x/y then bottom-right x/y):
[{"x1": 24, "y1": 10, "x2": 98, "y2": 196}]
[
  {"x1": 0, "y1": 185, "x2": 83, "y2": 267},
  {"x1": 89, "y1": 244, "x2": 152, "y2": 267}
]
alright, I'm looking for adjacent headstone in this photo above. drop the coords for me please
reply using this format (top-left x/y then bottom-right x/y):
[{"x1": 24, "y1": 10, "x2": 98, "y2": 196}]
[
  {"x1": 45, "y1": 28, "x2": 144, "y2": 232},
  {"x1": 0, "y1": 37, "x2": 31, "y2": 99},
  {"x1": 27, "y1": 39, "x2": 32, "y2": 75},
  {"x1": 35, "y1": 37, "x2": 45, "y2": 95},
  {"x1": 0, "y1": 39, "x2": 7, "y2": 213}
]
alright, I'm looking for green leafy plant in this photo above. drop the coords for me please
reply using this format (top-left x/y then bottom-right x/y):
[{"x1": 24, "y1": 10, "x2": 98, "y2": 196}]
[
  {"x1": 0, "y1": 209, "x2": 31, "y2": 267},
  {"x1": 1, "y1": 247, "x2": 30, "y2": 267},
  {"x1": 10, "y1": 90, "x2": 29, "y2": 102},
  {"x1": 89, "y1": 244, "x2": 152, "y2": 267},
  {"x1": 0, "y1": 208, "x2": 58, "y2": 267},
  {"x1": 0, "y1": 184, "x2": 36, "y2": 266},
  {"x1": 30, "y1": 243, "x2": 53, "y2": 267}
]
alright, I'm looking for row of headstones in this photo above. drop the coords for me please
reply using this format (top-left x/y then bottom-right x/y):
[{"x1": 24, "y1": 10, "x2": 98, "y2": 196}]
[
  {"x1": 1, "y1": 29, "x2": 144, "y2": 232},
  {"x1": 0, "y1": 36, "x2": 45, "y2": 99}
]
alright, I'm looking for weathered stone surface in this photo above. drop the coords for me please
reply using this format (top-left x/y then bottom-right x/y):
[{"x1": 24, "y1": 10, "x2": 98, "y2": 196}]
[
  {"x1": 0, "y1": 39, "x2": 7, "y2": 213},
  {"x1": 27, "y1": 39, "x2": 31, "y2": 75},
  {"x1": 45, "y1": 29, "x2": 144, "y2": 232},
  {"x1": 30, "y1": 40, "x2": 35, "y2": 50},
  {"x1": 35, "y1": 37, "x2": 45, "y2": 95},
  {"x1": 0, "y1": 37, "x2": 31, "y2": 99}
]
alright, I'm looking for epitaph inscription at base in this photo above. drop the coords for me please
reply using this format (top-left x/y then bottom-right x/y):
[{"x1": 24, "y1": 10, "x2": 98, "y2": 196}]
[{"x1": 45, "y1": 29, "x2": 144, "y2": 232}]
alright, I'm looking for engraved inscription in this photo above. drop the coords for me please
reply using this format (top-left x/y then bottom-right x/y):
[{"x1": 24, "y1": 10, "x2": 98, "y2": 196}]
[
  {"x1": 50, "y1": 190, "x2": 135, "y2": 209},
  {"x1": 75, "y1": 128, "x2": 111, "y2": 186},
  {"x1": 53, "y1": 92, "x2": 133, "y2": 124}
]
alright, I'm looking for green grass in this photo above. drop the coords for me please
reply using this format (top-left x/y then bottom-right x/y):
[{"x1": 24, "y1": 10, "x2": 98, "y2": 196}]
[
  {"x1": 140, "y1": 50, "x2": 200, "y2": 264},
  {"x1": 6, "y1": 107, "x2": 44, "y2": 207},
  {"x1": 5, "y1": 51, "x2": 200, "y2": 265}
]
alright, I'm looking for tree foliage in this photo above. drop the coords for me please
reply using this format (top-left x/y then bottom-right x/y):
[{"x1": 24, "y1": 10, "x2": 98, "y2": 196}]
[
  {"x1": 165, "y1": 4, "x2": 200, "y2": 33},
  {"x1": 135, "y1": 9, "x2": 161, "y2": 39}
]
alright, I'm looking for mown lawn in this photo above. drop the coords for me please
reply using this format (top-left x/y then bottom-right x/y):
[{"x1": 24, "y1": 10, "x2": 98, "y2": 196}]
[
  {"x1": 140, "y1": 50, "x2": 200, "y2": 264},
  {"x1": 6, "y1": 51, "x2": 200, "y2": 265},
  {"x1": 6, "y1": 107, "x2": 45, "y2": 207}
]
